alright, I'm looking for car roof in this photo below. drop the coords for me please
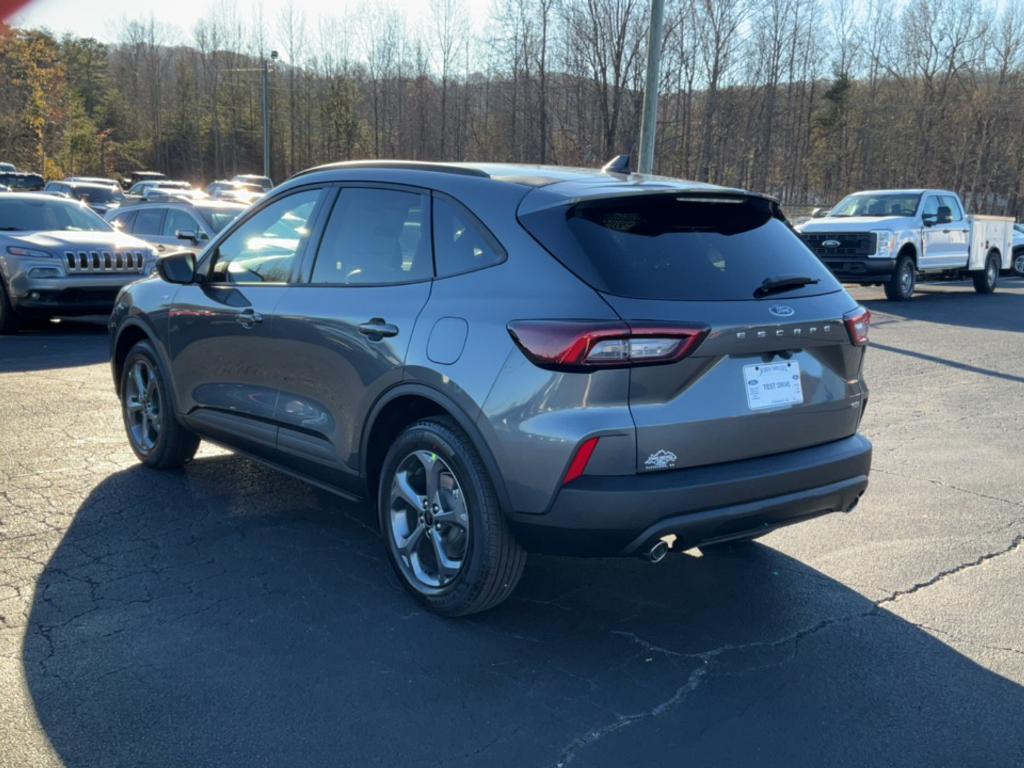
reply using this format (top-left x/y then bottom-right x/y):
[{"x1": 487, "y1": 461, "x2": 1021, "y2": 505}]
[
  {"x1": 845, "y1": 189, "x2": 954, "y2": 196},
  {"x1": 0, "y1": 192, "x2": 85, "y2": 204},
  {"x1": 59, "y1": 181, "x2": 120, "y2": 191},
  {"x1": 283, "y1": 160, "x2": 757, "y2": 211}
]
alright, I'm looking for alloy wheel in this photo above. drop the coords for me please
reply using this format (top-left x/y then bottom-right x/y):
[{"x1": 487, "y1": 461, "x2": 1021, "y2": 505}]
[
  {"x1": 1014, "y1": 252, "x2": 1024, "y2": 276},
  {"x1": 124, "y1": 359, "x2": 162, "y2": 453},
  {"x1": 388, "y1": 450, "x2": 470, "y2": 592}
]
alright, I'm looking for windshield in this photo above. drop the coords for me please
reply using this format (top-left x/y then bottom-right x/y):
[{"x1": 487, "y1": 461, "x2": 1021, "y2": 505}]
[
  {"x1": 520, "y1": 193, "x2": 839, "y2": 301},
  {"x1": 71, "y1": 187, "x2": 124, "y2": 204},
  {"x1": 0, "y1": 197, "x2": 112, "y2": 232},
  {"x1": 201, "y1": 209, "x2": 242, "y2": 232},
  {"x1": 829, "y1": 193, "x2": 921, "y2": 218}
]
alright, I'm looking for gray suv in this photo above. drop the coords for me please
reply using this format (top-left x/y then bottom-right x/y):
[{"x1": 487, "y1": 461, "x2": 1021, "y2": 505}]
[{"x1": 109, "y1": 161, "x2": 873, "y2": 615}]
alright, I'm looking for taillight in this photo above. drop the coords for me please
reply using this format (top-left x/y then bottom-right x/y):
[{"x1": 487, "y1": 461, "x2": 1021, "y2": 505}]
[
  {"x1": 507, "y1": 320, "x2": 708, "y2": 372},
  {"x1": 562, "y1": 437, "x2": 600, "y2": 485},
  {"x1": 844, "y1": 306, "x2": 871, "y2": 346}
]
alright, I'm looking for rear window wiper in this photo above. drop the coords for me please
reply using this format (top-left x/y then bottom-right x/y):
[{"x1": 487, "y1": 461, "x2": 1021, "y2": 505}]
[{"x1": 755, "y1": 274, "x2": 820, "y2": 298}]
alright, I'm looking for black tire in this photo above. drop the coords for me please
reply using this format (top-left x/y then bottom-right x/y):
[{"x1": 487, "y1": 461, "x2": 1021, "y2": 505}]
[
  {"x1": 378, "y1": 416, "x2": 526, "y2": 616},
  {"x1": 883, "y1": 254, "x2": 915, "y2": 301},
  {"x1": 120, "y1": 340, "x2": 199, "y2": 468},
  {"x1": 1012, "y1": 249, "x2": 1024, "y2": 278},
  {"x1": 0, "y1": 278, "x2": 21, "y2": 335},
  {"x1": 973, "y1": 251, "x2": 999, "y2": 294}
]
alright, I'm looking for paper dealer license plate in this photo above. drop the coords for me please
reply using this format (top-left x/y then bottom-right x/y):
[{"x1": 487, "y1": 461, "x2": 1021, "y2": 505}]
[{"x1": 743, "y1": 361, "x2": 804, "y2": 411}]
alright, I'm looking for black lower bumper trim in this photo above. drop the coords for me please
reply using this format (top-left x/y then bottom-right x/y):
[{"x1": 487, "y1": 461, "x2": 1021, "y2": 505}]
[
  {"x1": 14, "y1": 287, "x2": 121, "y2": 316},
  {"x1": 820, "y1": 257, "x2": 895, "y2": 283},
  {"x1": 508, "y1": 434, "x2": 872, "y2": 556}
]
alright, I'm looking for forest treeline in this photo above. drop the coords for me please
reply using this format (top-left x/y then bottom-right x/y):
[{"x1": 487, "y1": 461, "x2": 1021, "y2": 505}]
[{"x1": 3, "y1": 0, "x2": 1024, "y2": 213}]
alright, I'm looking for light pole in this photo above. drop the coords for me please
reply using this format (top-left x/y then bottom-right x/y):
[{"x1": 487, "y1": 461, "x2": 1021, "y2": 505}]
[
  {"x1": 637, "y1": 0, "x2": 665, "y2": 175},
  {"x1": 263, "y1": 50, "x2": 278, "y2": 179}
]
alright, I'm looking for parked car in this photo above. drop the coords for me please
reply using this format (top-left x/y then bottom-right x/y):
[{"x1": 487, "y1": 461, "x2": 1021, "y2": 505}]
[
  {"x1": 44, "y1": 180, "x2": 125, "y2": 215},
  {"x1": 122, "y1": 170, "x2": 166, "y2": 190},
  {"x1": 231, "y1": 173, "x2": 273, "y2": 192},
  {"x1": 107, "y1": 198, "x2": 246, "y2": 254},
  {"x1": 109, "y1": 160, "x2": 872, "y2": 616},
  {"x1": 797, "y1": 188, "x2": 1014, "y2": 300},
  {"x1": 0, "y1": 193, "x2": 157, "y2": 333},
  {"x1": 0, "y1": 162, "x2": 16, "y2": 173},
  {"x1": 0, "y1": 171, "x2": 44, "y2": 192},
  {"x1": 204, "y1": 180, "x2": 263, "y2": 205},
  {"x1": 1010, "y1": 223, "x2": 1024, "y2": 277},
  {"x1": 0, "y1": 184, "x2": 9, "y2": 193}
]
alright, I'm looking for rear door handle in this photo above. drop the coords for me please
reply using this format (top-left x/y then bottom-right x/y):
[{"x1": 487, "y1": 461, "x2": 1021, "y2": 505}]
[
  {"x1": 358, "y1": 319, "x2": 399, "y2": 338},
  {"x1": 236, "y1": 308, "x2": 263, "y2": 328}
]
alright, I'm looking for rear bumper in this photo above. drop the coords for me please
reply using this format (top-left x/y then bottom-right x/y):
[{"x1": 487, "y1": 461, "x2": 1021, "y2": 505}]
[
  {"x1": 508, "y1": 434, "x2": 872, "y2": 556},
  {"x1": 819, "y1": 256, "x2": 895, "y2": 283}
]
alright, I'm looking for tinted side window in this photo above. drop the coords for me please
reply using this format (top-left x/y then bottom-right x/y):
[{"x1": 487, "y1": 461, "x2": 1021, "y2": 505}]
[
  {"x1": 211, "y1": 189, "x2": 321, "y2": 284},
  {"x1": 311, "y1": 187, "x2": 430, "y2": 285},
  {"x1": 433, "y1": 195, "x2": 505, "y2": 277},
  {"x1": 940, "y1": 195, "x2": 963, "y2": 221},
  {"x1": 163, "y1": 209, "x2": 199, "y2": 238},
  {"x1": 111, "y1": 211, "x2": 137, "y2": 232},
  {"x1": 134, "y1": 208, "x2": 165, "y2": 235}
]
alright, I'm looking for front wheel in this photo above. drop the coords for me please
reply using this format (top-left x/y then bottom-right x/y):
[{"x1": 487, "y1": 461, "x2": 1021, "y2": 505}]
[
  {"x1": 379, "y1": 417, "x2": 525, "y2": 616},
  {"x1": 120, "y1": 341, "x2": 199, "y2": 468},
  {"x1": 884, "y1": 255, "x2": 915, "y2": 301},
  {"x1": 973, "y1": 251, "x2": 999, "y2": 294}
]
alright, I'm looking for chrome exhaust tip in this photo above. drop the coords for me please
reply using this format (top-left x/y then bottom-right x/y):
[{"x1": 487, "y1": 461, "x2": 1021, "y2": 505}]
[{"x1": 647, "y1": 540, "x2": 670, "y2": 563}]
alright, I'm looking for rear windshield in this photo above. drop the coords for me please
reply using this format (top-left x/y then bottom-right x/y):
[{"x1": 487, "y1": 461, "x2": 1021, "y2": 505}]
[
  {"x1": 72, "y1": 186, "x2": 123, "y2": 203},
  {"x1": 519, "y1": 193, "x2": 840, "y2": 301}
]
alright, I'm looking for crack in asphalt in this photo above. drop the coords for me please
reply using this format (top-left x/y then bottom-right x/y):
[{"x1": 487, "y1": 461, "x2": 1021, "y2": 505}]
[{"x1": 553, "y1": 529, "x2": 1024, "y2": 767}]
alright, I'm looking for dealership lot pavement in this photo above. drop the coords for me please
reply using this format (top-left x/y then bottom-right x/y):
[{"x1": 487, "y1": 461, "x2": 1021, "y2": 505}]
[{"x1": 1, "y1": 281, "x2": 1022, "y2": 768}]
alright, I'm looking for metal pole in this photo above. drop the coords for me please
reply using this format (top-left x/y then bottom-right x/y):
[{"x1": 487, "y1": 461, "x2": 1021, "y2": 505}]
[
  {"x1": 262, "y1": 58, "x2": 270, "y2": 179},
  {"x1": 637, "y1": 0, "x2": 665, "y2": 175}
]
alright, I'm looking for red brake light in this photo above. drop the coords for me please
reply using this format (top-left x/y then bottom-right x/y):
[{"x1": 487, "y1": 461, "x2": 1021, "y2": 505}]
[
  {"x1": 844, "y1": 306, "x2": 871, "y2": 346},
  {"x1": 507, "y1": 320, "x2": 708, "y2": 371},
  {"x1": 563, "y1": 437, "x2": 600, "y2": 485}
]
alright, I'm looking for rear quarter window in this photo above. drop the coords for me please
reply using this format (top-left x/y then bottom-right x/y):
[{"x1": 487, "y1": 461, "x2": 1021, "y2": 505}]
[{"x1": 520, "y1": 194, "x2": 841, "y2": 301}]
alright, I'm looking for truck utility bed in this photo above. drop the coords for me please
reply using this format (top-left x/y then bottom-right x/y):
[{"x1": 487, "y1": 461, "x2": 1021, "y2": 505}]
[{"x1": 967, "y1": 215, "x2": 1014, "y2": 270}]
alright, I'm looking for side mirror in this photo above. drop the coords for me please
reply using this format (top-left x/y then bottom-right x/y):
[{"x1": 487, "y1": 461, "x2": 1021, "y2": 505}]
[
  {"x1": 811, "y1": 207, "x2": 828, "y2": 218},
  {"x1": 156, "y1": 251, "x2": 196, "y2": 284},
  {"x1": 175, "y1": 229, "x2": 199, "y2": 243}
]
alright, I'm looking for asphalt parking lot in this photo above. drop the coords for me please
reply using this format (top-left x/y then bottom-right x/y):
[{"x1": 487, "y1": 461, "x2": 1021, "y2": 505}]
[{"x1": 1, "y1": 280, "x2": 1023, "y2": 767}]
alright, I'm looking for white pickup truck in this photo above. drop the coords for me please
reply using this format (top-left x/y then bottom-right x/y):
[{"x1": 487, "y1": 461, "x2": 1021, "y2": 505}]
[{"x1": 796, "y1": 188, "x2": 1014, "y2": 301}]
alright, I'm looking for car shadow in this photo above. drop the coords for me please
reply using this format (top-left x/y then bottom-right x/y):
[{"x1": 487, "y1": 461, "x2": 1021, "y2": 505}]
[
  {"x1": 861, "y1": 281, "x2": 1024, "y2": 334},
  {"x1": 24, "y1": 456, "x2": 1024, "y2": 767},
  {"x1": 0, "y1": 318, "x2": 108, "y2": 373}
]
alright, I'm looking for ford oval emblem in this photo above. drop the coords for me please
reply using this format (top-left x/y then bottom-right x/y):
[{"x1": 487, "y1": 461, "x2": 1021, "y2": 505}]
[
  {"x1": 769, "y1": 304, "x2": 795, "y2": 317},
  {"x1": 821, "y1": 239, "x2": 841, "y2": 248}
]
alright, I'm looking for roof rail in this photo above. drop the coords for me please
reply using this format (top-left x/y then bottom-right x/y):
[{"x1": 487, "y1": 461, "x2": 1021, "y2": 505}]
[{"x1": 290, "y1": 160, "x2": 490, "y2": 181}]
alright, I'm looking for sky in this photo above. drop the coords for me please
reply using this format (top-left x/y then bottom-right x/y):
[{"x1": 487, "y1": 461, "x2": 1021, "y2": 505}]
[{"x1": 8, "y1": 0, "x2": 493, "y2": 50}]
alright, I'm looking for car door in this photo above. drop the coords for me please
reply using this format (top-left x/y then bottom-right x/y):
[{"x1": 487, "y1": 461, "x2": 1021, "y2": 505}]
[
  {"x1": 169, "y1": 187, "x2": 327, "y2": 460},
  {"x1": 132, "y1": 206, "x2": 167, "y2": 249},
  {"x1": 940, "y1": 194, "x2": 970, "y2": 266},
  {"x1": 160, "y1": 208, "x2": 208, "y2": 254},
  {"x1": 919, "y1": 195, "x2": 949, "y2": 270},
  {"x1": 271, "y1": 184, "x2": 433, "y2": 489}
]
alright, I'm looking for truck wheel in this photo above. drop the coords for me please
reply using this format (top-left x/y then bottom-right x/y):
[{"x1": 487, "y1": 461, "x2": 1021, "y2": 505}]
[
  {"x1": 0, "y1": 278, "x2": 21, "y2": 335},
  {"x1": 1012, "y1": 249, "x2": 1024, "y2": 278},
  {"x1": 973, "y1": 251, "x2": 999, "y2": 294},
  {"x1": 379, "y1": 417, "x2": 526, "y2": 616},
  {"x1": 884, "y1": 255, "x2": 915, "y2": 301}
]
